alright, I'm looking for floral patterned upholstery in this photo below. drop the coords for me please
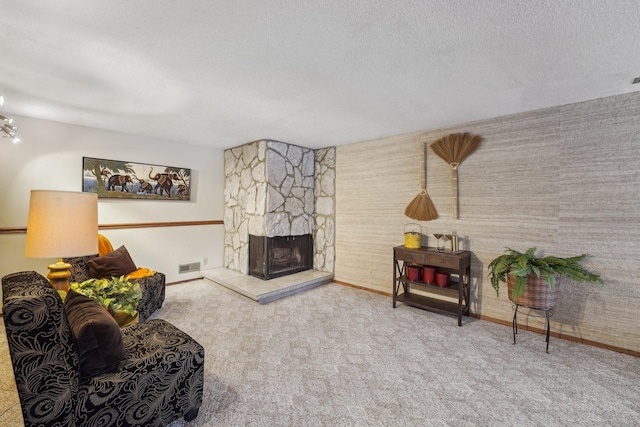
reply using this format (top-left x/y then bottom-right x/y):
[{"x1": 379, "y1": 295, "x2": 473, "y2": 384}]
[
  {"x1": 64, "y1": 254, "x2": 166, "y2": 321},
  {"x1": 2, "y1": 271, "x2": 204, "y2": 427},
  {"x1": 133, "y1": 273, "x2": 166, "y2": 321}
]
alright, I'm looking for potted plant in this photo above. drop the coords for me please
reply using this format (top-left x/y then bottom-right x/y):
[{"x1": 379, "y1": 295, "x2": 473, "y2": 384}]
[
  {"x1": 69, "y1": 276, "x2": 142, "y2": 326},
  {"x1": 488, "y1": 247, "x2": 603, "y2": 309}
]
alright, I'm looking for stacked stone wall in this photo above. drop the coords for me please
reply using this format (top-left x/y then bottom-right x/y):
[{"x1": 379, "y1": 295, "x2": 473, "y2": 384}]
[
  {"x1": 264, "y1": 141, "x2": 315, "y2": 237},
  {"x1": 314, "y1": 147, "x2": 336, "y2": 273},
  {"x1": 223, "y1": 140, "x2": 335, "y2": 274},
  {"x1": 223, "y1": 140, "x2": 265, "y2": 273}
]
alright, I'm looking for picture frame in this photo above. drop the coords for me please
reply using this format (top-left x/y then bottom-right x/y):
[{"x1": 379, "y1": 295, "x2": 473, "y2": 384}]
[{"x1": 82, "y1": 157, "x2": 191, "y2": 200}]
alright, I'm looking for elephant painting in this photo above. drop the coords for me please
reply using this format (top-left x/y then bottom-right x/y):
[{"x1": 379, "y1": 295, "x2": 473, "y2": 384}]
[{"x1": 83, "y1": 157, "x2": 191, "y2": 200}]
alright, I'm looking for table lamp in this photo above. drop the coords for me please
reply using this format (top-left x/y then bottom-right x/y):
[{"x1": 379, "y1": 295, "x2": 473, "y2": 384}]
[{"x1": 25, "y1": 190, "x2": 98, "y2": 291}]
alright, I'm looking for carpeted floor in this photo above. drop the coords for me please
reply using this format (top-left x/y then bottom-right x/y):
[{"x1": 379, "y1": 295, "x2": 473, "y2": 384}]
[{"x1": 156, "y1": 280, "x2": 640, "y2": 427}]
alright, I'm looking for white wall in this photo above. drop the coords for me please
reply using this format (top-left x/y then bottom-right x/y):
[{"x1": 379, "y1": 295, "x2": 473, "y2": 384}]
[{"x1": 0, "y1": 114, "x2": 225, "y2": 284}]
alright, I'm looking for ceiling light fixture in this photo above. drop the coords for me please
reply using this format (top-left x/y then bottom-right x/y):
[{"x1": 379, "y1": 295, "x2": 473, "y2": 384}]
[{"x1": 0, "y1": 94, "x2": 21, "y2": 143}]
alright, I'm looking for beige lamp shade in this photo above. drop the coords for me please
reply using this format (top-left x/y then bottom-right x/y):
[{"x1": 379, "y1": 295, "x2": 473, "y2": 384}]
[{"x1": 25, "y1": 190, "x2": 98, "y2": 258}]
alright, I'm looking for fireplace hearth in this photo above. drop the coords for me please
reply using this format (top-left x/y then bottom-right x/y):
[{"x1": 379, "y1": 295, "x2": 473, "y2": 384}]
[{"x1": 249, "y1": 234, "x2": 313, "y2": 280}]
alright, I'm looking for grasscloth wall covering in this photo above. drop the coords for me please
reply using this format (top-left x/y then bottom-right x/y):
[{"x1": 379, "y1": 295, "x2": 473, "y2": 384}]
[{"x1": 335, "y1": 91, "x2": 640, "y2": 353}]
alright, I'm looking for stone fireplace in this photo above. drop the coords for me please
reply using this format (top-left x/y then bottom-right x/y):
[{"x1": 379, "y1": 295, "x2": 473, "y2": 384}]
[{"x1": 224, "y1": 140, "x2": 335, "y2": 278}]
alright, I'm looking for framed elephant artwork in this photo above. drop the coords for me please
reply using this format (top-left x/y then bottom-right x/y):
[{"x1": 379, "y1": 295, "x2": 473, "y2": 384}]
[{"x1": 82, "y1": 157, "x2": 191, "y2": 200}]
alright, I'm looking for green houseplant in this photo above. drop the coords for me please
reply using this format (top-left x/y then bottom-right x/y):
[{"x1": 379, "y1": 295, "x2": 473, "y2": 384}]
[
  {"x1": 488, "y1": 247, "x2": 603, "y2": 308},
  {"x1": 70, "y1": 276, "x2": 142, "y2": 325}
]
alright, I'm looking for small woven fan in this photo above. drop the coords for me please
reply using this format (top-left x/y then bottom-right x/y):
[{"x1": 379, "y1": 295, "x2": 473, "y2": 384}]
[
  {"x1": 405, "y1": 142, "x2": 438, "y2": 221},
  {"x1": 430, "y1": 132, "x2": 481, "y2": 219}
]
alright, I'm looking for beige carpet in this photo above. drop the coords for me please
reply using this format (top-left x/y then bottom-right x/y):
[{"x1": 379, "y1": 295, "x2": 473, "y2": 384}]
[{"x1": 156, "y1": 280, "x2": 640, "y2": 426}]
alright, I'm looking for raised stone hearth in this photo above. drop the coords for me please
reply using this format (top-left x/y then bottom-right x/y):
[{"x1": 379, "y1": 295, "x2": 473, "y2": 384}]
[{"x1": 202, "y1": 267, "x2": 333, "y2": 304}]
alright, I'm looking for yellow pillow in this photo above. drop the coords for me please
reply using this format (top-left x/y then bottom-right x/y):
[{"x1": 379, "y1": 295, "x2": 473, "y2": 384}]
[{"x1": 98, "y1": 234, "x2": 114, "y2": 256}]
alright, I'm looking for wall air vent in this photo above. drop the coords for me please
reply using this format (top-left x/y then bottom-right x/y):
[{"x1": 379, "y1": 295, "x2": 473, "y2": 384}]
[{"x1": 178, "y1": 262, "x2": 200, "y2": 274}]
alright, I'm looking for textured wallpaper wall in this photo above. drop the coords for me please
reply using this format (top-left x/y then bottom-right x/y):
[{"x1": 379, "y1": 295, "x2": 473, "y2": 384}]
[{"x1": 335, "y1": 91, "x2": 640, "y2": 352}]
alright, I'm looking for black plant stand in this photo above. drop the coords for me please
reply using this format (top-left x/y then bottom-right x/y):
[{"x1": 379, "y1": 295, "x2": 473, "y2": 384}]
[{"x1": 512, "y1": 304, "x2": 553, "y2": 353}]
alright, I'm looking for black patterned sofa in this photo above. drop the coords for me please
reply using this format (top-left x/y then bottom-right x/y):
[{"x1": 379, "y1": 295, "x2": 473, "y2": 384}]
[
  {"x1": 64, "y1": 252, "x2": 165, "y2": 322},
  {"x1": 2, "y1": 271, "x2": 204, "y2": 427}
]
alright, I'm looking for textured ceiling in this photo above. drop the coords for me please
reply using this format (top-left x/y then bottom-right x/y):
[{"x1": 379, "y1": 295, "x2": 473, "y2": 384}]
[{"x1": 2, "y1": 0, "x2": 640, "y2": 150}]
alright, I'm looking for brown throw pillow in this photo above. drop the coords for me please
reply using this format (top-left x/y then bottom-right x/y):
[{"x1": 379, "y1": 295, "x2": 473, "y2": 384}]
[
  {"x1": 87, "y1": 245, "x2": 137, "y2": 279},
  {"x1": 64, "y1": 289, "x2": 126, "y2": 377}
]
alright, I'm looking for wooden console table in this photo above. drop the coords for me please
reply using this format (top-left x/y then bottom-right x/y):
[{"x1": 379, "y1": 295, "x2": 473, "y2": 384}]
[{"x1": 393, "y1": 246, "x2": 471, "y2": 326}]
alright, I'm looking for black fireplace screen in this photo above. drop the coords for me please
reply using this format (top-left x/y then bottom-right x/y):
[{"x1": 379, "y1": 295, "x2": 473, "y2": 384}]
[{"x1": 249, "y1": 234, "x2": 313, "y2": 280}]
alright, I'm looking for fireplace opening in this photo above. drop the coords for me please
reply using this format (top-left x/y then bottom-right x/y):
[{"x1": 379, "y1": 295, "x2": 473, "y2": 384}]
[{"x1": 249, "y1": 234, "x2": 313, "y2": 280}]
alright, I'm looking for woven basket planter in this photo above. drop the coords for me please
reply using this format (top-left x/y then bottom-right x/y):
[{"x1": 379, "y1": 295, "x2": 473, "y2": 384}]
[{"x1": 507, "y1": 273, "x2": 559, "y2": 310}]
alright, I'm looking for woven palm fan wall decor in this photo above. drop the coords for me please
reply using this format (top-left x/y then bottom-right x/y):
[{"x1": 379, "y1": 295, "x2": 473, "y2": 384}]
[
  {"x1": 405, "y1": 142, "x2": 438, "y2": 221},
  {"x1": 430, "y1": 132, "x2": 482, "y2": 219}
]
